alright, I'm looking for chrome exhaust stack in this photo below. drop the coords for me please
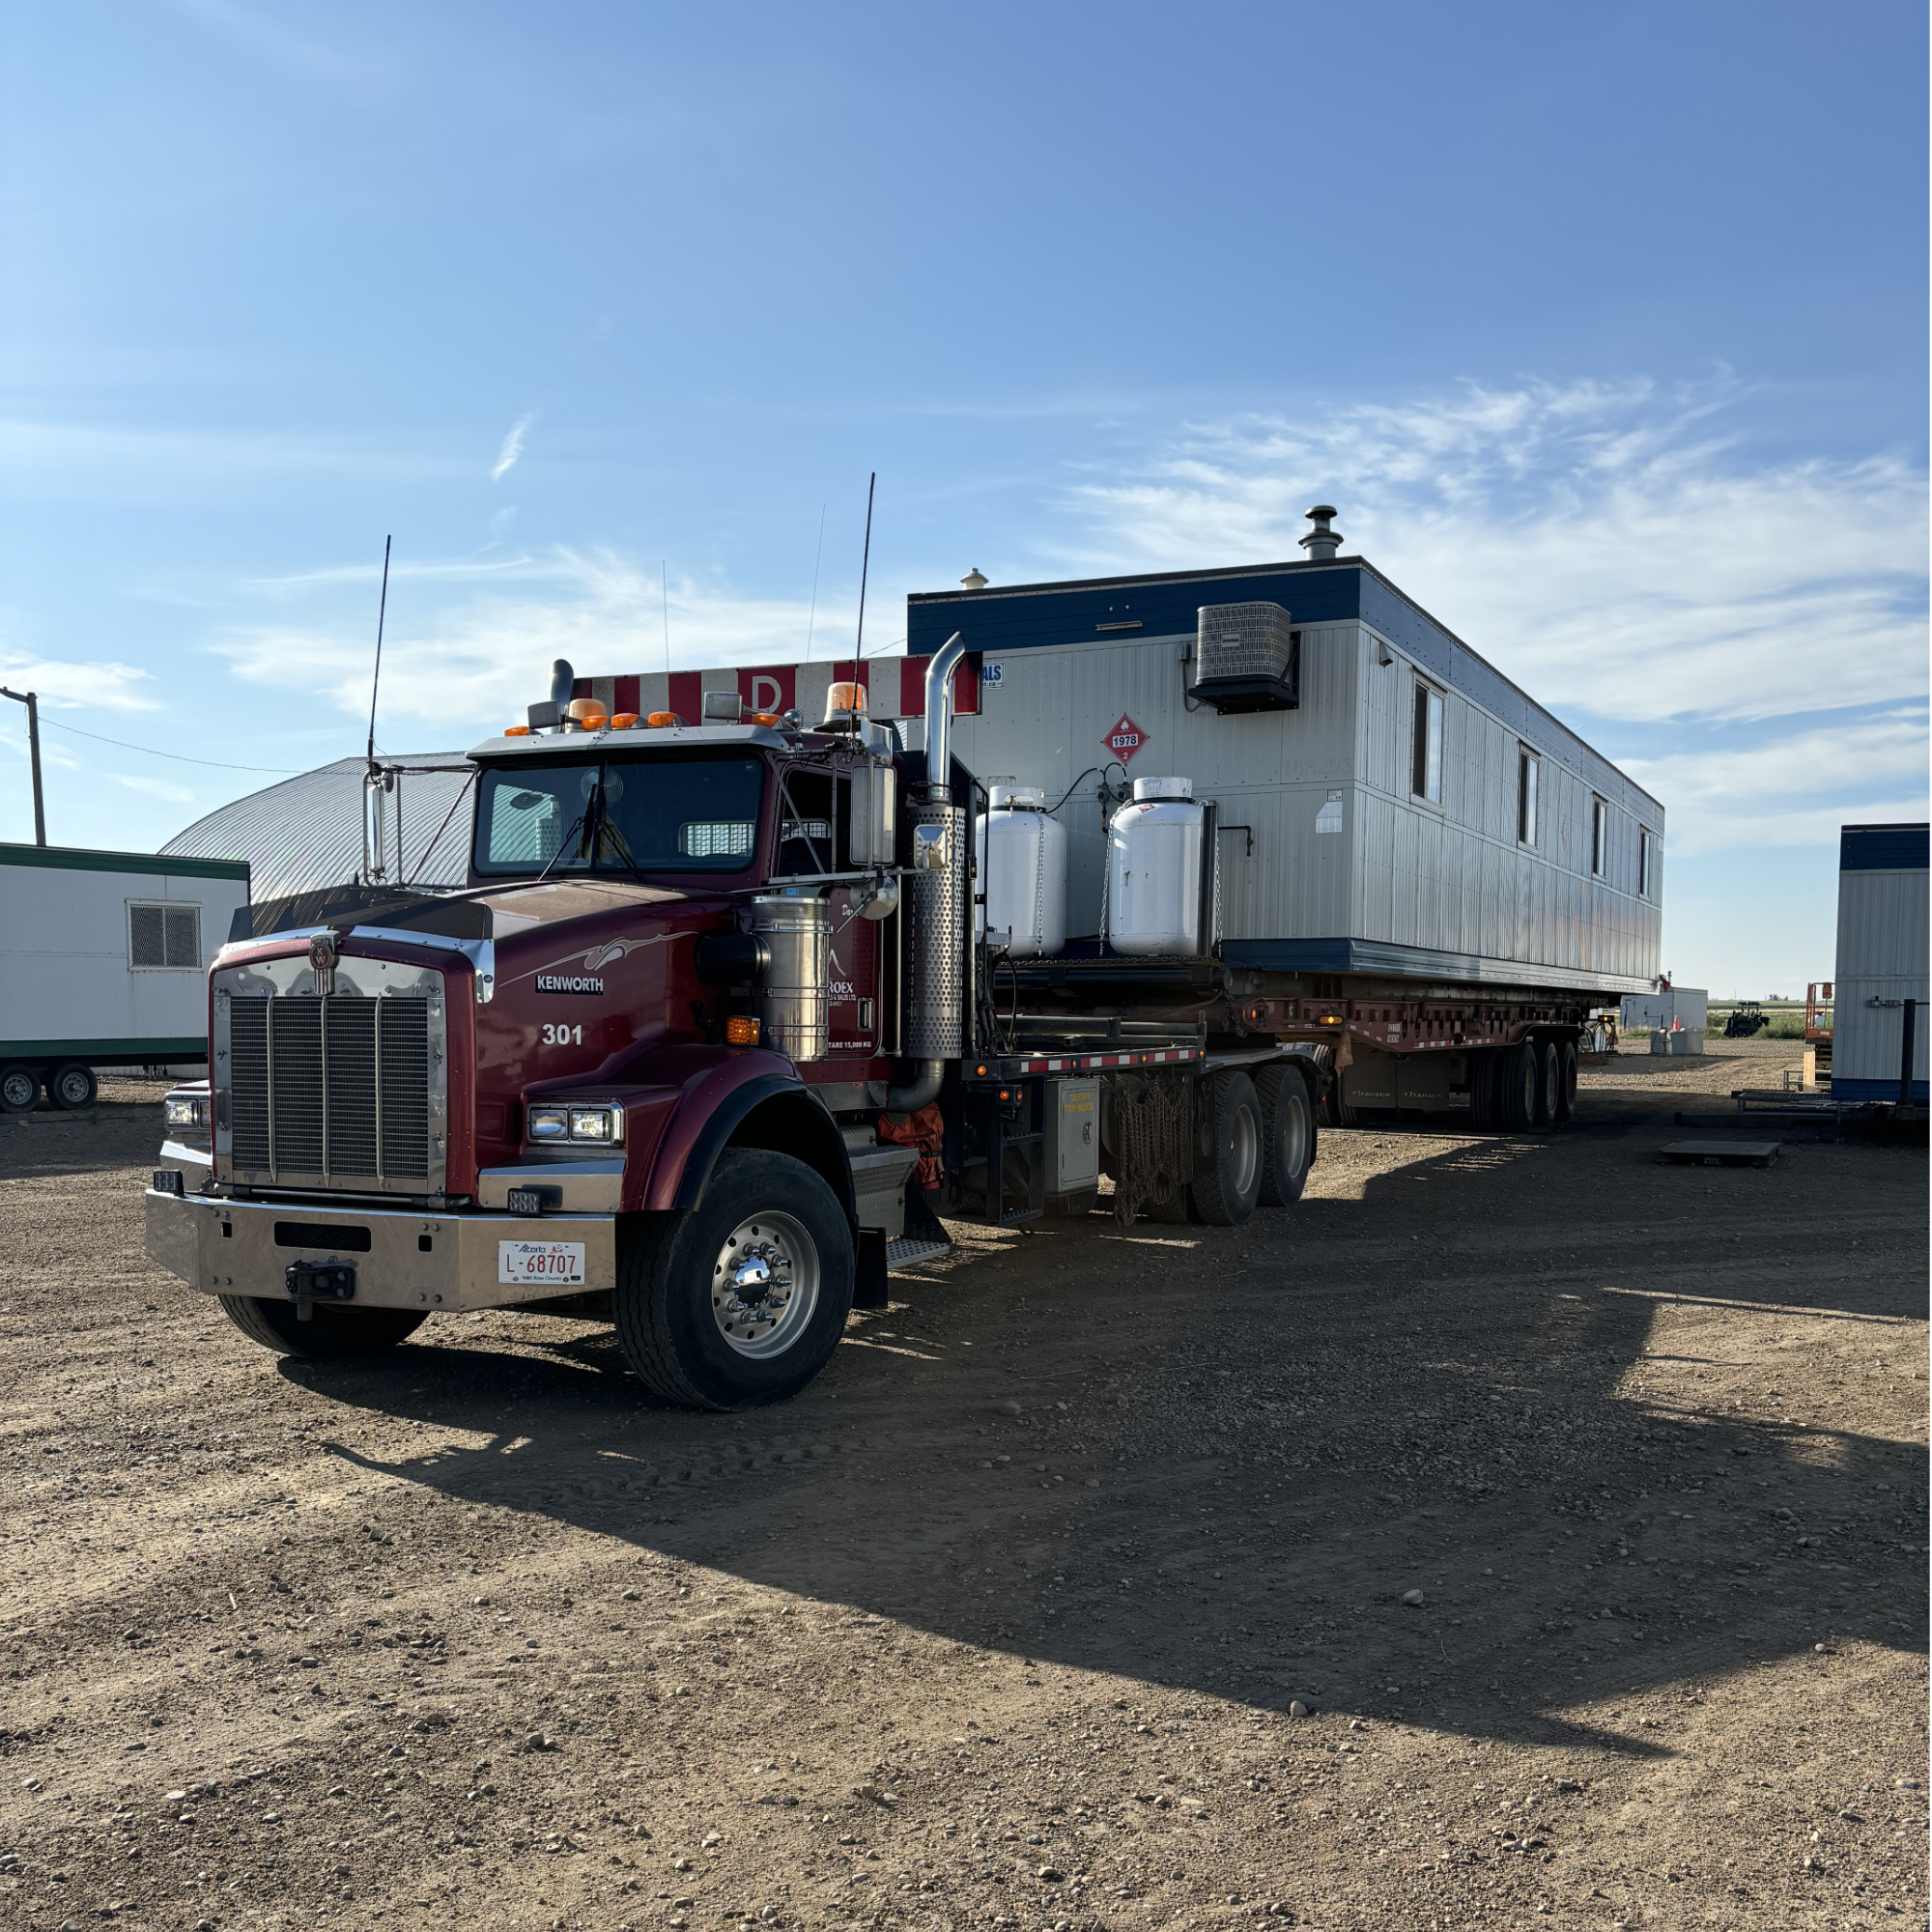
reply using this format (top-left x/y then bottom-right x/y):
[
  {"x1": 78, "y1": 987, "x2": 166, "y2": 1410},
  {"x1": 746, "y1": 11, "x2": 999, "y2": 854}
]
[{"x1": 891, "y1": 631, "x2": 966, "y2": 1109}]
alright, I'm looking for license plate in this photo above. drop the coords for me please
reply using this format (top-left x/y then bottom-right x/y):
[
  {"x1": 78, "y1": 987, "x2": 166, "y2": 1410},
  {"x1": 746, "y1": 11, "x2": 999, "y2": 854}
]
[{"x1": 497, "y1": 1239, "x2": 587, "y2": 1286}]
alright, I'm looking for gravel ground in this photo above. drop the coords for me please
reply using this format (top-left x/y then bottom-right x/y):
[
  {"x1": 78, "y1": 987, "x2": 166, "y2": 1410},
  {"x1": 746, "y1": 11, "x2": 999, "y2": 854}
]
[{"x1": 1, "y1": 1039, "x2": 1925, "y2": 1932}]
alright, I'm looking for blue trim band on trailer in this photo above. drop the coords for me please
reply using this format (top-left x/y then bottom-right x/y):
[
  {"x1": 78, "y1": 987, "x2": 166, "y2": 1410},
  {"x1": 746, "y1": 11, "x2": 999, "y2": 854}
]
[
  {"x1": 1831, "y1": 1076, "x2": 1930, "y2": 1103},
  {"x1": 1839, "y1": 824, "x2": 1929, "y2": 872},
  {"x1": 1219, "y1": 936, "x2": 1657, "y2": 997}
]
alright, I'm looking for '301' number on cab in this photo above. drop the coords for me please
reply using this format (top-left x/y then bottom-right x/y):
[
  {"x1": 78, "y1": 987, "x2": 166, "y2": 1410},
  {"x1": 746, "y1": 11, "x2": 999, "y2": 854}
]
[{"x1": 540, "y1": 1023, "x2": 582, "y2": 1046}]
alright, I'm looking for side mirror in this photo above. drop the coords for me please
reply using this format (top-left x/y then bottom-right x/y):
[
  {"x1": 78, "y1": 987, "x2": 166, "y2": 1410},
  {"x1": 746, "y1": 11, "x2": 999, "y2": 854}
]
[
  {"x1": 848, "y1": 758, "x2": 896, "y2": 867},
  {"x1": 853, "y1": 875, "x2": 899, "y2": 922}
]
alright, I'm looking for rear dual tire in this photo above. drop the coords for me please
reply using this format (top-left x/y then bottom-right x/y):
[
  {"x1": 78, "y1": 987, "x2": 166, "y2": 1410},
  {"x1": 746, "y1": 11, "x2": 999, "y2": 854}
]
[{"x1": 1490, "y1": 1037, "x2": 1576, "y2": 1132}]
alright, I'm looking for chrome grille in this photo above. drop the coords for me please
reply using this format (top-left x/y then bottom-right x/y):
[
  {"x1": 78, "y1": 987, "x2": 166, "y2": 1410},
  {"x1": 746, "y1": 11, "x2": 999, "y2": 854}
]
[
  {"x1": 221, "y1": 987, "x2": 443, "y2": 1192},
  {"x1": 228, "y1": 1000, "x2": 271, "y2": 1171},
  {"x1": 376, "y1": 1000, "x2": 431, "y2": 1181}
]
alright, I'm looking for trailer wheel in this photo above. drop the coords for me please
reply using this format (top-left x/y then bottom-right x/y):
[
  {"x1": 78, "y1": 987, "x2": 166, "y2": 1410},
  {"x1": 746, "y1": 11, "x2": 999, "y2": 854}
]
[
  {"x1": 1554, "y1": 1038, "x2": 1578, "y2": 1123},
  {"x1": 614, "y1": 1148, "x2": 854, "y2": 1410},
  {"x1": 218, "y1": 1295, "x2": 427, "y2": 1358},
  {"x1": 0, "y1": 1063, "x2": 39, "y2": 1113},
  {"x1": 1466, "y1": 1049, "x2": 1500, "y2": 1131},
  {"x1": 1190, "y1": 1070, "x2": 1263, "y2": 1226},
  {"x1": 1255, "y1": 1063, "x2": 1315, "y2": 1207},
  {"x1": 1497, "y1": 1042, "x2": 1540, "y2": 1132},
  {"x1": 1531, "y1": 1039, "x2": 1562, "y2": 1128},
  {"x1": 48, "y1": 1063, "x2": 97, "y2": 1111}
]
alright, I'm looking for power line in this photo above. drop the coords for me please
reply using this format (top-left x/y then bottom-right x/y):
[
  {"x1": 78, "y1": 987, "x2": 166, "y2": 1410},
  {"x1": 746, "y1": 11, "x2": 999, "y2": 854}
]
[{"x1": 36, "y1": 715, "x2": 302, "y2": 774}]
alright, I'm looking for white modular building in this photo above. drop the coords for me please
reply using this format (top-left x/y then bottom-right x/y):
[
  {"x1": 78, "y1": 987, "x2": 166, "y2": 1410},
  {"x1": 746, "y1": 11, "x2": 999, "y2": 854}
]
[
  {"x1": 1830, "y1": 822, "x2": 1929, "y2": 1104},
  {"x1": 909, "y1": 546, "x2": 1663, "y2": 997},
  {"x1": 0, "y1": 842, "x2": 250, "y2": 1107}
]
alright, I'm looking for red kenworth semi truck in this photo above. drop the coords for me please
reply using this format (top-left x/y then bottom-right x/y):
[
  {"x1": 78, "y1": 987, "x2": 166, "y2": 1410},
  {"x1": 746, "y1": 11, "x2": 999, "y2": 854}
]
[
  {"x1": 144, "y1": 639, "x2": 1275, "y2": 1409},
  {"x1": 145, "y1": 531, "x2": 1661, "y2": 1409}
]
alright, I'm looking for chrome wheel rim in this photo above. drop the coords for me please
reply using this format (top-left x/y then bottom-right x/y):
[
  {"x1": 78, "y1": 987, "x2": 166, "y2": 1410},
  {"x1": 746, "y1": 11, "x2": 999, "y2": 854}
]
[
  {"x1": 1228, "y1": 1100, "x2": 1260, "y2": 1199},
  {"x1": 1, "y1": 1069, "x2": 36, "y2": 1110},
  {"x1": 55, "y1": 1069, "x2": 90, "y2": 1107},
  {"x1": 710, "y1": 1209, "x2": 820, "y2": 1359}
]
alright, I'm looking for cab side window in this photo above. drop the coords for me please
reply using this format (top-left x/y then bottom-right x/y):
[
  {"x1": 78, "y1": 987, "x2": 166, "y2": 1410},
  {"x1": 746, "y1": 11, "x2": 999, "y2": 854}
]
[{"x1": 776, "y1": 770, "x2": 835, "y2": 876}]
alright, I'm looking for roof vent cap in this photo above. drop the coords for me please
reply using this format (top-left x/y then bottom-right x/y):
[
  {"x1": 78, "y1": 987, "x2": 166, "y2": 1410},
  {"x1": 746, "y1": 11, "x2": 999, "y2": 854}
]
[
  {"x1": 960, "y1": 567, "x2": 989, "y2": 591},
  {"x1": 1298, "y1": 505, "x2": 1342, "y2": 561}
]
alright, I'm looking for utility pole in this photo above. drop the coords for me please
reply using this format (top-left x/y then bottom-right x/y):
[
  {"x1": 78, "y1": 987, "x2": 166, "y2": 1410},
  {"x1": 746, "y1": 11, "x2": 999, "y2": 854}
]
[{"x1": 0, "y1": 687, "x2": 45, "y2": 846}]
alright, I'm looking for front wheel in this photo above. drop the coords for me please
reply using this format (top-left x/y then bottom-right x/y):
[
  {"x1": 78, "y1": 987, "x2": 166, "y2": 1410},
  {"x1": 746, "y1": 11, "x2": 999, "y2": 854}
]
[
  {"x1": 219, "y1": 1295, "x2": 427, "y2": 1358},
  {"x1": 614, "y1": 1148, "x2": 854, "y2": 1410},
  {"x1": 0, "y1": 1063, "x2": 39, "y2": 1114}
]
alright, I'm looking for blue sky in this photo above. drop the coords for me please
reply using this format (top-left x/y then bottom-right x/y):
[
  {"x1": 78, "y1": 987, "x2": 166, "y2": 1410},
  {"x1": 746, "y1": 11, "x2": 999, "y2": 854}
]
[{"x1": 1, "y1": 0, "x2": 1925, "y2": 993}]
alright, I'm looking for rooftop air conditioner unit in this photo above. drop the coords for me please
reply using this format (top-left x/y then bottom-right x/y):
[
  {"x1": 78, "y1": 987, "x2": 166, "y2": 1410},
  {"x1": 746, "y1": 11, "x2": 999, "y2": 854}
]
[{"x1": 1187, "y1": 601, "x2": 1299, "y2": 713}]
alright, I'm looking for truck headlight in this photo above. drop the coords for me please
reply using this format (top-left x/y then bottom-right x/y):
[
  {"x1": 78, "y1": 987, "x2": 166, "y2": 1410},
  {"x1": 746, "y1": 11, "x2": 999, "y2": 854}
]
[
  {"x1": 526, "y1": 1103, "x2": 622, "y2": 1145},
  {"x1": 164, "y1": 1094, "x2": 209, "y2": 1131}
]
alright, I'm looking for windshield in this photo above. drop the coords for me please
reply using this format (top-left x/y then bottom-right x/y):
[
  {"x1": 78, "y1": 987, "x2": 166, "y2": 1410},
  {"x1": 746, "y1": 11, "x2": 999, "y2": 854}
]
[{"x1": 473, "y1": 756, "x2": 766, "y2": 876}]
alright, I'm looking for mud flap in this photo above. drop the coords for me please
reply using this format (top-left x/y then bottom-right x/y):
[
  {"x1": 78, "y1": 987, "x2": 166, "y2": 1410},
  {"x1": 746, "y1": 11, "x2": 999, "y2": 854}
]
[{"x1": 854, "y1": 1229, "x2": 890, "y2": 1311}]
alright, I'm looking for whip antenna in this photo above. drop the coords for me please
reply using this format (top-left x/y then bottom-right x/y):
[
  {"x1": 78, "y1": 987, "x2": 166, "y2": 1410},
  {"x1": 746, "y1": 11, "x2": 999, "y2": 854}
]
[
  {"x1": 366, "y1": 534, "x2": 391, "y2": 767},
  {"x1": 854, "y1": 471, "x2": 875, "y2": 659}
]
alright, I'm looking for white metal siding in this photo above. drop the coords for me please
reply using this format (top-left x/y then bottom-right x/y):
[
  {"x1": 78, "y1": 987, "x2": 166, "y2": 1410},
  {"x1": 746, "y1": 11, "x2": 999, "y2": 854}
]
[
  {"x1": 948, "y1": 619, "x2": 1661, "y2": 990},
  {"x1": 1832, "y1": 868, "x2": 1930, "y2": 1087},
  {"x1": 0, "y1": 863, "x2": 248, "y2": 1053}
]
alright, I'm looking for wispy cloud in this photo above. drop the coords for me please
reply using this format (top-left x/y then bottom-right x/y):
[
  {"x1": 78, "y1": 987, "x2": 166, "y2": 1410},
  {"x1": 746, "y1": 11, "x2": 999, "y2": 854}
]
[
  {"x1": 491, "y1": 412, "x2": 537, "y2": 483},
  {"x1": 114, "y1": 773, "x2": 197, "y2": 805},
  {"x1": 1060, "y1": 377, "x2": 1928, "y2": 728},
  {"x1": 215, "y1": 550, "x2": 854, "y2": 726},
  {"x1": 0, "y1": 650, "x2": 159, "y2": 713}
]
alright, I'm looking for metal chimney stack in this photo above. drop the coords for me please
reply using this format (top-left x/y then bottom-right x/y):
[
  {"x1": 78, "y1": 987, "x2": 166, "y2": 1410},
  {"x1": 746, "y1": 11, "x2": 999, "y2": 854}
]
[{"x1": 1298, "y1": 505, "x2": 1343, "y2": 561}]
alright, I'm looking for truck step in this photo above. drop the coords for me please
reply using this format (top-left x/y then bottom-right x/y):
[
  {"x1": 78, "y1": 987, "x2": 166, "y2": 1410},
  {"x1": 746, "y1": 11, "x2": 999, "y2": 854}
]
[{"x1": 886, "y1": 1236, "x2": 952, "y2": 1272}]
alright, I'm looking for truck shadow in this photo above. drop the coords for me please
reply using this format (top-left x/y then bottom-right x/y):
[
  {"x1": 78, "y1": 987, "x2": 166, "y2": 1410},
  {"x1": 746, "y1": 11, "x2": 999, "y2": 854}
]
[{"x1": 285, "y1": 1120, "x2": 1927, "y2": 1756}]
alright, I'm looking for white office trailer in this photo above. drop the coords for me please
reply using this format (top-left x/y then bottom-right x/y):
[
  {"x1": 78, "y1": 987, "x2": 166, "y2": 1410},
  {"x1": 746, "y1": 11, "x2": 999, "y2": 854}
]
[
  {"x1": 918, "y1": 552, "x2": 1662, "y2": 995},
  {"x1": 0, "y1": 843, "x2": 250, "y2": 1111},
  {"x1": 1830, "y1": 823, "x2": 1928, "y2": 1105}
]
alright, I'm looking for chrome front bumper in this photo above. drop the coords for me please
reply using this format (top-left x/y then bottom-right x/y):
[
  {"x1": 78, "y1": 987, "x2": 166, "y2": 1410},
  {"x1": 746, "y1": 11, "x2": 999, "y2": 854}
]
[{"x1": 143, "y1": 1187, "x2": 618, "y2": 1312}]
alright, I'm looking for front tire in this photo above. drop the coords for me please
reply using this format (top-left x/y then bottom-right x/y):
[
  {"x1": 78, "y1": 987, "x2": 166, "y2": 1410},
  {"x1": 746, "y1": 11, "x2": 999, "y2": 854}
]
[
  {"x1": 0, "y1": 1063, "x2": 39, "y2": 1113},
  {"x1": 1190, "y1": 1070, "x2": 1263, "y2": 1226},
  {"x1": 219, "y1": 1295, "x2": 427, "y2": 1358},
  {"x1": 614, "y1": 1148, "x2": 854, "y2": 1410},
  {"x1": 1254, "y1": 1063, "x2": 1315, "y2": 1207}
]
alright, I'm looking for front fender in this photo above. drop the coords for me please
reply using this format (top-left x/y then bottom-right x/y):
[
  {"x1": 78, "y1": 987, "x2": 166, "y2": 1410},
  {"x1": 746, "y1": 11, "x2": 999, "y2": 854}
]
[{"x1": 639, "y1": 1053, "x2": 854, "y2": 1220}]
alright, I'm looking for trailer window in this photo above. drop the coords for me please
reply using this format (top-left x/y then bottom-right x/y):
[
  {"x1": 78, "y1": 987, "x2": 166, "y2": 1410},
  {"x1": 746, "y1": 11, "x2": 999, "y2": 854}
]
[
  {"x1": 1411, "y1": 683, "x2": 1443, "y2": 804},
  {"x1": 1518, "y1": 750, "x2": 1539, "y2": 846},
  {"x1": 1639, "y1": 827, "x2": 1656, "y2": 897},
  {"x1": 129, "y1": 902, "x2": 200, "y2": 969},
  {"x1": 474, "y1": 757, "x2": 765, "y2": 875},
  {"x1": 1591, "y1": 797, "x2": 1608, "y2": 876}
]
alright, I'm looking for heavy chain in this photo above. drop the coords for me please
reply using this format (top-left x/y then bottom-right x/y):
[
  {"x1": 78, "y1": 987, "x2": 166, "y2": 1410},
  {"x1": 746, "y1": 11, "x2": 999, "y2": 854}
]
[{"x1": 1110, "y1": 1072, "x2": 1192, "y2": 1227}]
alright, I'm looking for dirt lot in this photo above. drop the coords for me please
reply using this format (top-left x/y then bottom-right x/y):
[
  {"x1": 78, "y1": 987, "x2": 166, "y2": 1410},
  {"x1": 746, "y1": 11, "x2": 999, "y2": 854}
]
[{"x1": 2, "y1": 1039, "x2": 1925, "y2": 1932}]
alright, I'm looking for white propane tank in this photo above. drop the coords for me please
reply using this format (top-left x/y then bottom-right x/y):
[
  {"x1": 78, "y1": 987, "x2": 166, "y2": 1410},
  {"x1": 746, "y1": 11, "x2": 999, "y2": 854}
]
[
  {"x1": 1106, "y1": 776, "x2": 1205, "y2": 956},
  {"x1": 976, "y1": 784, "x2": 1067, "y2": 958}
]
